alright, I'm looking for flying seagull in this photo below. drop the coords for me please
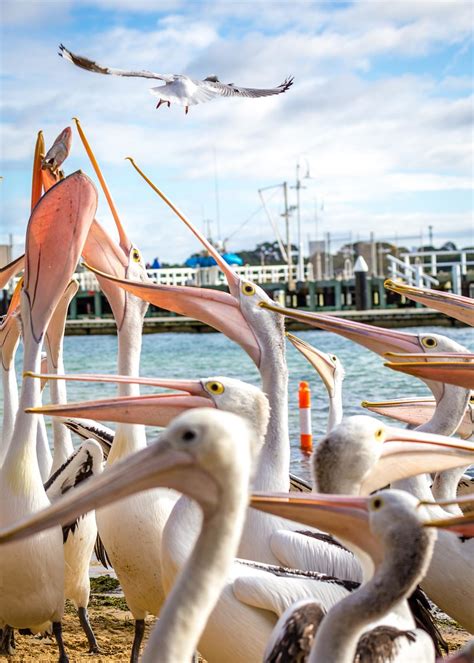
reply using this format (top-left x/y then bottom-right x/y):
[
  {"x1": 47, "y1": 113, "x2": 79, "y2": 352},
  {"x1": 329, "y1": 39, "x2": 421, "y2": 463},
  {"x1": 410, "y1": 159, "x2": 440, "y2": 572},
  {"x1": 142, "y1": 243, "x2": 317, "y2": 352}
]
[{"x1": 59, "y1": 44, "x2": 294, "y2": 115}]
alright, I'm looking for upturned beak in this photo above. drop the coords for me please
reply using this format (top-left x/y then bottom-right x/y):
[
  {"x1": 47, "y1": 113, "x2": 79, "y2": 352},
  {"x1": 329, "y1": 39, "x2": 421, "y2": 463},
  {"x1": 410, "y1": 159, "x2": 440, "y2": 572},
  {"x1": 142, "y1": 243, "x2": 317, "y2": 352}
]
[
  {"x1": 259, "y1": 302, "x2": 423, "y2": 357},
  {"x1": 286, "y1": 332, "x2": 337, "y2": 396},
  {"x1": 44, "y1": 279, "x2": 79, "y2": 369},
  {"x1": 0, "y1": 277, "x2": 23, "y2": 369},
  {"x1": 384, "y1": 279, "x2": 474, "y2": 327},
  {"x1": 41, "y1": 126, "x2": 73, "y2": 189},
  {"x1": 24, "y1": 171, "x2": 97, "y2": 342},
  {"x1": 360, "y1": 427, "x2": 474, "y2": 494},
  {"x1": 0, "y1": 254, "x2": 25, "y2": 291},
  {"x1": 251, "y1": 492, "x2": 381, "y2": 563},
  {"x1": 361, "y1": 397, "x2": 474, "y2": 440},
  {"x1": 0, "y1": 439, "x2": 216, "y2": 545},
  {"x1": 31, "y1": 131, "x2": 45, "y2": 209},
  {"x1": 385, "y1": 360, "x2": 474, "y2": 390}
]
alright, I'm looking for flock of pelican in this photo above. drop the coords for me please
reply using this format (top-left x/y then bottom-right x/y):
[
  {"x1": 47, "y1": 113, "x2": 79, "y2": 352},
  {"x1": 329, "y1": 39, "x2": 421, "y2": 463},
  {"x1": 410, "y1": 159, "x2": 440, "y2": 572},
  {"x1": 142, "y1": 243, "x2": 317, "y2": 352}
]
[{"x1": 0, "y1": 123, "x2": 473, "y2": 663}]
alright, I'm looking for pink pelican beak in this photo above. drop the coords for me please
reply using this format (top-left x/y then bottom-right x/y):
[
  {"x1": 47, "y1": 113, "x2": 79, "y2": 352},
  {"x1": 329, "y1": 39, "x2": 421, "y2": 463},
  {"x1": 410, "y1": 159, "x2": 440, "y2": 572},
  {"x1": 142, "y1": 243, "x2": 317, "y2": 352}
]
[
  {"x1": 0, "y1": 277, "x2": 23, "y2": 370},
  {"x1": 24, "y1": 170, "x2": 97, "y2": 341},
  {"x1": 259, "y1": 301, "x2": 425, "y2": 358},
  {"x1": 384, "y1": 279, "x2": 474, "y2": 327},
  {"x1": 24, "y1": 374, "x2": 216, "y2": 426},
  {"x1": 251, "y1": 492, "x2": 381, "y2": 563},
  {"x1": 286, "y1": 332, "x2": 339, "y2": 397},
  {"x1": 360, "y1": 426, "x2": 474, "y2": 494},
  {"x1": 80, "y1": 157, "x2": 261, "y2": 365},
  {"x1": 31, "y1": 130, "x2": 45, "y2": 209},
  {"x1": 385, "y1": 359, "x2": 474, "y2": 390},
  {"x1": 361, "y1": 396, "x2": 474, "y2": 440},
  {"x1": 0, "y1": 254, "x2": 25, "y2": 291},
  {"x1": 0, "y1": 413, "x2": 222, "y2": 546},
  {"x1": 44, "y1": 279, "x2": 79, "y2": 369}
]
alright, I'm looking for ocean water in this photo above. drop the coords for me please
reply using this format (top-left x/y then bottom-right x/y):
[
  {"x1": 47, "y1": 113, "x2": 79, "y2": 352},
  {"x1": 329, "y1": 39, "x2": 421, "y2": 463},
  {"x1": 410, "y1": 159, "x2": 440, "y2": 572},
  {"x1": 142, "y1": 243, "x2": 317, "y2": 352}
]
[{"x1": 6, "y1": 325, "x2": 474, "y2": 482}]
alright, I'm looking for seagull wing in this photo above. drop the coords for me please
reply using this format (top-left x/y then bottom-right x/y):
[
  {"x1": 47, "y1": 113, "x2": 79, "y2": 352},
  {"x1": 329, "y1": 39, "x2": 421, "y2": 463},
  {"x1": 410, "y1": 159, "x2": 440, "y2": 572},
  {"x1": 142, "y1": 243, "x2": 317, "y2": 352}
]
[
  {"x1": 199, "y1": 75, "x2": 294, "y2": 98},
  {"x1": 59, "y1": 44, "x2": 173, "y2": 82}
]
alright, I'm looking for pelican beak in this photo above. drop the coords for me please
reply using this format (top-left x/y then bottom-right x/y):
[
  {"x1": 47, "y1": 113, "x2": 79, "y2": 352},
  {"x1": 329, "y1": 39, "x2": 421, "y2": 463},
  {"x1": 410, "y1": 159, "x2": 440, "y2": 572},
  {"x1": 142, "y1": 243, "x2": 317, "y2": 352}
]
[
  {"x1": 23, "y1": 170, "x2": 97, "y2": 342},
  {"x1": 0, "y1": 278, "x2": 23, "y2": 369},
  {"x1": 0, "y1": 438, "x2": 216, "y2": 545},
  {"x1": 251, "y1": 492, "x2": 381, "y2": 563},
  {"x1": 25, "y1": 392, "x2": 215, "y2": 427},
  {"x1": 287, "y1": 332, "x2": 337, "y2": 396},
  {"x1": 125, "y1": 157, "x2": 241, "y2": 297},
  {"x1": 41, "y1": 126, "x2": 73, "y2": 189},
  {"x1": 259, "y1": 302, "x2": 423, "y2": 358},
  {"x1": 423, "y1": 510, "x2": 474, "y2": 538},
  {"x1": 31, "y1": 130, "x2": 45, "y2": 209},
  {"x1": 360, "y1": 427, "x2": 474, "y2": 494},
  {"x1": 384, "y1": 279, "x2": 474, "y2": 327},
  {"x1": 385, "y1": 360, "x2": 474, "y2": 391},
  {"x1": 0, "y1": 254, "x2": 25, "y2": 290},
  {"x1": 44, "y1": 279, "x2": 79, "y2": 369},
  {"x1": 82, "y1": 262, "x2": 261, "y2": 366}
]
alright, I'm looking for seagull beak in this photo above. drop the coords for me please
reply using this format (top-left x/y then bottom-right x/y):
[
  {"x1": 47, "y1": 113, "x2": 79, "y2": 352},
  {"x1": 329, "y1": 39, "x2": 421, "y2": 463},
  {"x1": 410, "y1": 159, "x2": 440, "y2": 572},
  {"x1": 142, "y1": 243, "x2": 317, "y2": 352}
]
[
  {"x1": 360, "y1": 427, "x2": 474, "y2": 494},
  {"x1": 251, "y1": 492, "x2": 381, "y2": 564},
  {"x1": 286, "y1": 332, "x2": 337, "y2": 396},
  {"x1": 125, "y1": 157, "x2": 241, "y2": 297},
  {"x1": 44, "y1": 279, "x2": 79, "y2": 369},
  {"x1": 0, "y1": 254, "x2": 25, "y2": 290},
  {"x1": 23, "y1": 170, "x2": 97, "y2": 342},
  {"x1": 0, "y1": 438, "x2": 216, "y2": 545},
  {"x1": 25, "y1": 392, "x2": 215, "y2": 427},
  {"x1": 384, "y1": 360, "x2": 474, "y2": 390},
  {"x1": 259, "y1": 302, "x2": 423, "y2": 357},
  {"x1": 82, "y1": 262, "x2": 261, "y2": 366},
  {"x1": 384, "y1": 279, "x2": 474, "y2": 327}
]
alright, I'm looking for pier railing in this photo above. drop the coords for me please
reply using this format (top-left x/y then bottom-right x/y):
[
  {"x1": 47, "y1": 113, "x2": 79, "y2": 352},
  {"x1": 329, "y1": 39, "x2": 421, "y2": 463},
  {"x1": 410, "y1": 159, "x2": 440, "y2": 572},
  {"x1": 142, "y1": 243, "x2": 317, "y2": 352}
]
[{"x1": 386, "y1": 255, "x2": 439, "y2": 288}]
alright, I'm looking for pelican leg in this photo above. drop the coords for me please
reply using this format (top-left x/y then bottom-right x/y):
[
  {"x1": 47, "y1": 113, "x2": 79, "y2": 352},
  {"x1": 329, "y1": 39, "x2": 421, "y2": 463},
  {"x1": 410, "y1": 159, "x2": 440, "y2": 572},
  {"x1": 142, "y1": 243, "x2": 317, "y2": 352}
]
[
  {"x1": 78, "y1": 606, "x2": 101, "y2": 653},
  {"x1": 0, "y1": 626, "x2": 15, "y2": 655},
  {"x1": 52, "y1": 621, "x2": 69, "y2": 663},
  {"x1": 130, "y1": 619, "x2": 145, "y2": 663}
]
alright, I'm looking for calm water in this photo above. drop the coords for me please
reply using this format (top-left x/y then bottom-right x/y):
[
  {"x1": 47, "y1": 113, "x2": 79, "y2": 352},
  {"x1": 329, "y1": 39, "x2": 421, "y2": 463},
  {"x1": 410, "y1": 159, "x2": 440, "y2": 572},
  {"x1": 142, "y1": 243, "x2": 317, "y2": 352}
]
[{"x1": 7, "y1": 325, "x2": 474, "y2": 482}]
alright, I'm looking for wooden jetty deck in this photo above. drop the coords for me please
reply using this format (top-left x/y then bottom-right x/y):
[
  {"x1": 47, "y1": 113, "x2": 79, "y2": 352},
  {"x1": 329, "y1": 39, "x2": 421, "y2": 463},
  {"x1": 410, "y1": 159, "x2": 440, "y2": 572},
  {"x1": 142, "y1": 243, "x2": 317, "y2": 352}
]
[{"x1": 65, "y1": 307, "x2": 464, "y2": 335}]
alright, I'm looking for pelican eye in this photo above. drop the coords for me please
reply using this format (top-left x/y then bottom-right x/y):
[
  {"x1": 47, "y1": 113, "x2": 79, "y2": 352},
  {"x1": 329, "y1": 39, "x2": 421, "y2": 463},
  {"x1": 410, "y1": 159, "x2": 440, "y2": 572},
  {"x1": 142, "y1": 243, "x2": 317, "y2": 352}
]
[
  {"x1": 242, "y1": 282, "x2": 256, "y2": 296},
  {"x1": 182, "y1": 430, "x2": 196, "y2": 442},
  {"x1": 331, "y1": 355, "x2": 337, "y2": 362},
  {"x1": 206, "y1": 381, "x2": 225, "y2": 395},
  {"x1": 372, "y1": 497, "x2": 383, "y2": 510},
  {"x1": 132, "y1": 248, "x2": 141, "y2": 263},
  {"x1": 374, "y1": 428, "x2": 385, "y2": 442},
  {"x1": 470, "y1": 395, "x2": 474, "y2": 403},
  {"x1": 421, "y1": 336, "x2": 438, "y2": 349}
]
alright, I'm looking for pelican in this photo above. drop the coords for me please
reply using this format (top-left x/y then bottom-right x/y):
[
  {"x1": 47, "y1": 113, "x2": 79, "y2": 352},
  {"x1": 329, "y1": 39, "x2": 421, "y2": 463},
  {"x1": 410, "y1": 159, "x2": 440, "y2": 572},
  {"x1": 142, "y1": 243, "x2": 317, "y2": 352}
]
[
  {"x1": 0, "y1": 171, "x2": 97, "y2": 660},
  {"x1": 261, "y1": 302, "x2": 474, "y2": 629},
  {"x1": 27, "y1": 377, "x2": 473, "y2": 661},
  {"x1": 0, "y1": 280, "x2": 22, "y2": 460},
  {"x1": 384, "y1": 278, "x2": 474, "y2": 327},
  {"x1": 59, "y1": 44, "x2": 293, "y2": 115}
]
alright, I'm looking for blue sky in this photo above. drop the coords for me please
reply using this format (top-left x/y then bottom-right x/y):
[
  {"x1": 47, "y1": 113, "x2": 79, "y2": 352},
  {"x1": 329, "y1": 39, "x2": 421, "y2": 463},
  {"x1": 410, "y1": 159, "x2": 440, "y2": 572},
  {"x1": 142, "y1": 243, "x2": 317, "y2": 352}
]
[{"x1": 1, "y1": 0, "x2": 473, "y2": 263}]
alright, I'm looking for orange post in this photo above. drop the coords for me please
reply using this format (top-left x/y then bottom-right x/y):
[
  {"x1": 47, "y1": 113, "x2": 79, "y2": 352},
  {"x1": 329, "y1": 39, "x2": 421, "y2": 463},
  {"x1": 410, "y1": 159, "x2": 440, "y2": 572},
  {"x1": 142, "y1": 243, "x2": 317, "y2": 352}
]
[{"x1": 299, "y1": 381, "x2": 313, "y2": 452}]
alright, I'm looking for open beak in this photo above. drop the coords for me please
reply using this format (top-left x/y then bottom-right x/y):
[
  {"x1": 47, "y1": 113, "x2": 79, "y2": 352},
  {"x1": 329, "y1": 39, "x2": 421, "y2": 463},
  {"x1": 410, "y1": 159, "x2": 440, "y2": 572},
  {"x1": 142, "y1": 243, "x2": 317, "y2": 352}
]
[
  {"x1": 0, "y1": 254, "x2": 25, "y2": 290},
  {"x1": 25, "y1": 392, "x2": 215, "y2": 427},
  {"x1": 0, "y1": 438, "x2": 216, "y2": 545},
  {"x1": 385, "y1": 360, "x2": 474, "y2": 390},
  {"x1": 24, "y1": 171, "x2": 97, "y2": 341},
  {"x1": 251, "y1": 492, "x2": 381, "y2": 564},
  {"x1": 384, "y1": 279, "x2": 474, "y2": 327},
  {"x1": 259, "y1": 302, "x2": 423, "y2": 358},
  {"x1": 44, "y1": 280, "x2": 79, "y2": 369},
  {"x1": 361, "y1": 397, "x2": 473, "y2": 440},
  {"x1": 83, "y1": 262, "x2": 261, "y2": 366},
  {"x1": 286, "y1": 332, "x2": 337, "y2": 396},
  {"x1": 360, "y1": 426, "x2": 474, "y2": 494}
]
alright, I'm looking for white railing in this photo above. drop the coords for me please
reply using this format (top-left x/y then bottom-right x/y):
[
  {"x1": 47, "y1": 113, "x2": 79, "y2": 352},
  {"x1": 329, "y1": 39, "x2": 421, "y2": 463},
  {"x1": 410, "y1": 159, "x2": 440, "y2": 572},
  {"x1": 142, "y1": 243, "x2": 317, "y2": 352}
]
[
  {"x1": 386, "y1": 255, "x2": 439, "y2": 288},
  {"x1": 399, "y1": 249, "x2": 474, "y2": 276}
]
